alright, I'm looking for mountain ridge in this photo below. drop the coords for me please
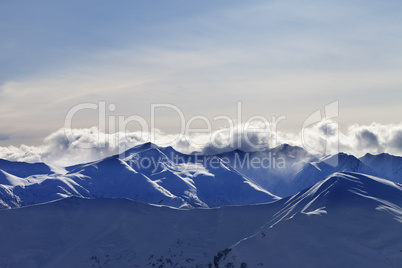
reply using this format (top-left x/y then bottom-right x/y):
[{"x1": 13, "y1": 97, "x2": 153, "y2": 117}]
[{"x1": 1, "y1": 143, "x2": 402, "y2": 209}]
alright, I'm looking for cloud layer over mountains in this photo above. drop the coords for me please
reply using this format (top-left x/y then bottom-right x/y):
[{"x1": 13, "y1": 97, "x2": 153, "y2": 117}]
[{"x1": 1, "y1": 121, "x2": 402, "y2": 166}]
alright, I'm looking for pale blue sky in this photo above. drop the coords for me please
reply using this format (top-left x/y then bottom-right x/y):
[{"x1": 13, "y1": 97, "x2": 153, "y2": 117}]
[{"x1": 1, "y1": 0, "x2": 402, "y2": 146}]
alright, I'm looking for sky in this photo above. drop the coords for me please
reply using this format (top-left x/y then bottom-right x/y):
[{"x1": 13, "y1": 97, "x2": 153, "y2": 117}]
[{"x1": 0, "y1": 0, "x2": 402, "y2": 164}]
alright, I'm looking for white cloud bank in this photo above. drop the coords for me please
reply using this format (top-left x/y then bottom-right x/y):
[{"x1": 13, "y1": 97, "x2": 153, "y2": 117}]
[{"x1": 1, "y1": 121, "x2": 402, "y2": 167}]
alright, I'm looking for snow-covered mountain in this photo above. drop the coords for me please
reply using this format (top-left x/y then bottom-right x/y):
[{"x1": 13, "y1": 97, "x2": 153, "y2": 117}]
[
  {"x1": 360, "y1": 152, "x2": 402, "y2": 183},
  {"x1": 1, "y1": 172, "x2": 401, "y2": 267},
  {"x1": 275, "y1": 152, "x2": 375, "y2": 197},
  {"x1": 0, "y1": 142, "x2": 278, "y2": 209},
  {"x1": 218, "y1": 172, "x2": 402, "y2": 267},
  {"x1": 2, "y1": 143, "x2": 402, "y2": 209},
  {"x1": 217, "y1": 144, "x2": 316, "y2": 196},
  {"x1": 272, "y1": 151, "x2": 402, "y2": 198}
]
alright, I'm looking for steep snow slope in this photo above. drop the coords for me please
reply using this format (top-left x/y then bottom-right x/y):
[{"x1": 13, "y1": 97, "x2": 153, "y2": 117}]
[
  {"x1": 219, "y1": 172, "x2": 402, "y2": 268},
  {"x1": 0, "y1": 169, "x2": 27, "y2": 186},
  {"x1": 360, "y1": 153, "x2": 402, "y2": 183},
  {"x1": 67, "y1": 156, "x2": 188, "y2": 208}
]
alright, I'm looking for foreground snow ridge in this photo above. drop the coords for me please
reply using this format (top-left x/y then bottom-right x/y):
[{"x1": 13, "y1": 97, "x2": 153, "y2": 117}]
[{"x1": 0, "y1": 172, "x2": 401, "y2": 267}]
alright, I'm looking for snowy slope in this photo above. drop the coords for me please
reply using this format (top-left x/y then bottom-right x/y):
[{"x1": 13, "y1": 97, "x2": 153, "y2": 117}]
[
  {"x1": 0, "y1": 198, "x2": 279, "y2": 268},
  {"x1": 1, "y1": 172, "x2": 401, "y2": 267},
  {"x1": 0, "y1": 157, "x2": 187, "y2": 209},
  {"x1": 218, "y1": 172, "x2": 402, "y2": 268},
  {"x1": 0, "y1": 159, "x2": 51, "y2": 177}
]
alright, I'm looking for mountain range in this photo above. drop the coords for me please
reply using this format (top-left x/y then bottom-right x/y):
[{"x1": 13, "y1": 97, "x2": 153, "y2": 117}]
[
  {"x1": 1, "y1": 143, "x2": 402, "y2": 267},
  {"x1": 1, "y1": 142, "x2": 401, "y2": 209}
]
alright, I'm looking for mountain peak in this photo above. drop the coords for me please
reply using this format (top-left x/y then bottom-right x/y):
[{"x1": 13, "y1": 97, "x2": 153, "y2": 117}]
[{"x1": 272, "y1": 171, "x2": 402, "y2": 226}]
